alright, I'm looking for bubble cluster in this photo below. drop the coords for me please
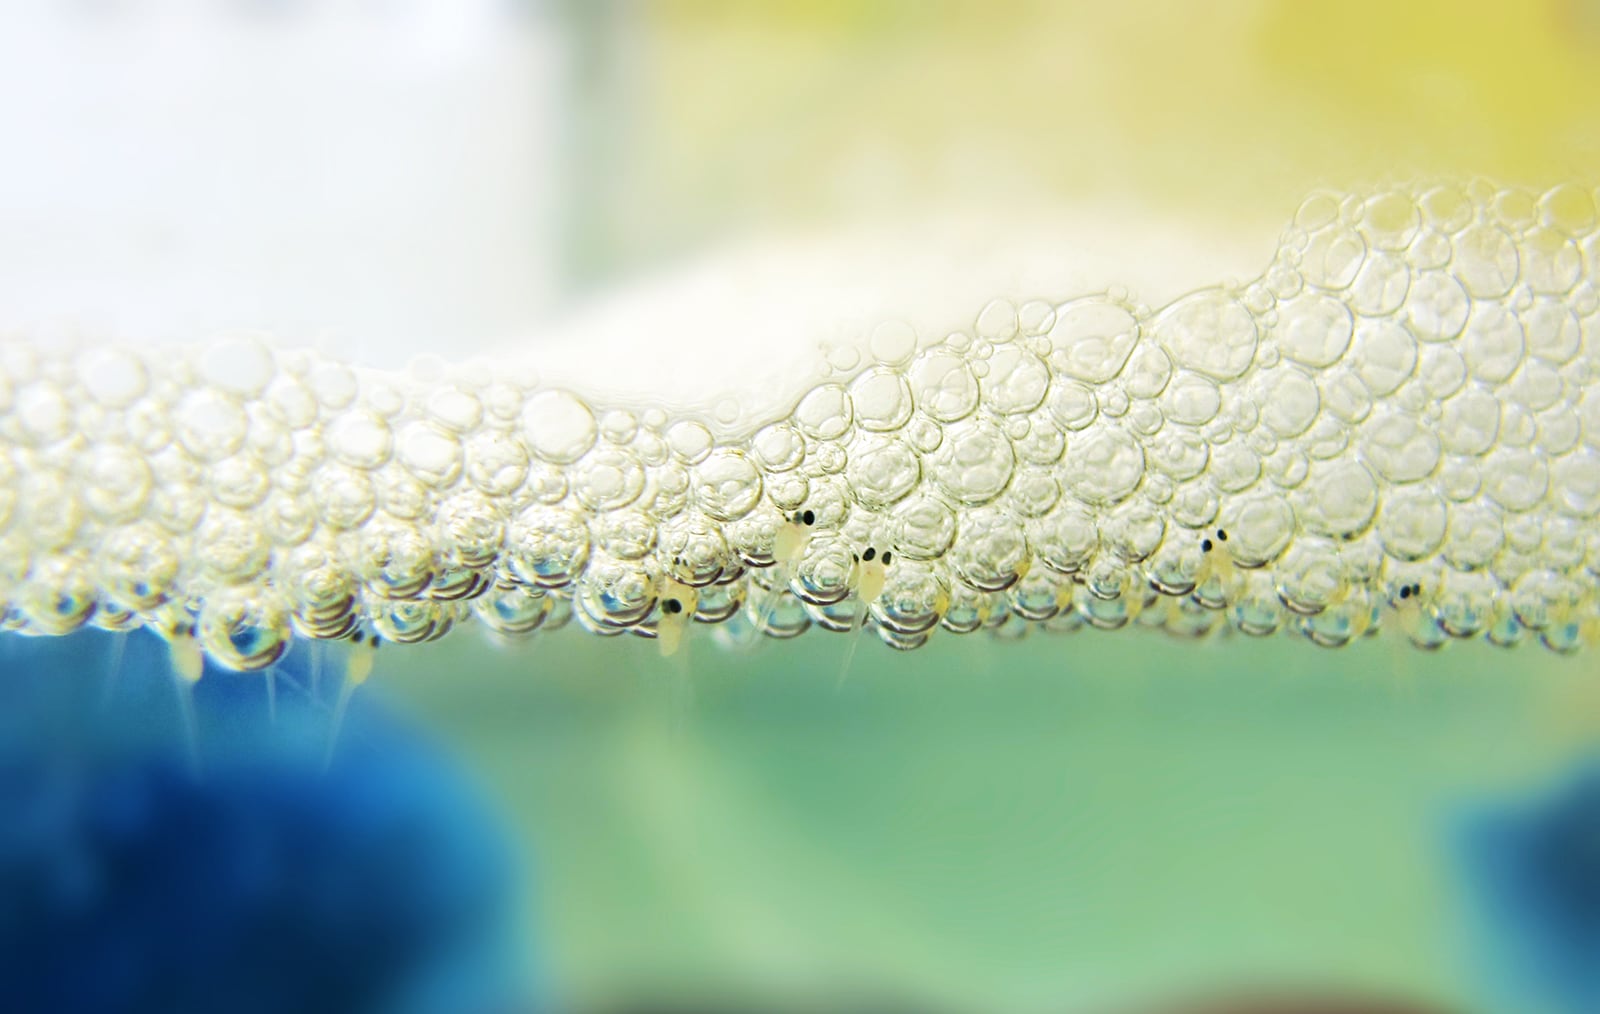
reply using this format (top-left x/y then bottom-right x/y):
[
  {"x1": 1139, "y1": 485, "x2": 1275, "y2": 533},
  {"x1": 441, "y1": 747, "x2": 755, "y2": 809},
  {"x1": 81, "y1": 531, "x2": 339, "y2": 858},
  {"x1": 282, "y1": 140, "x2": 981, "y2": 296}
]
[{"x1": 3, "y1": 180, "x2": 1600, "y2": 669}]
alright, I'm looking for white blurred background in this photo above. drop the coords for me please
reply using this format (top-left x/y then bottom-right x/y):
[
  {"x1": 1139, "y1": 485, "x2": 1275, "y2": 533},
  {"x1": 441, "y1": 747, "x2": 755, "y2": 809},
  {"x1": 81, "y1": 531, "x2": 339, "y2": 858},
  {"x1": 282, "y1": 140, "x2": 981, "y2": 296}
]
[
  {"x1": 0, "y1": 1, "x2": 562, "y2": 365},
  {"x1": 0, "y1": 1, "x2": 1293, "y2": 414}
]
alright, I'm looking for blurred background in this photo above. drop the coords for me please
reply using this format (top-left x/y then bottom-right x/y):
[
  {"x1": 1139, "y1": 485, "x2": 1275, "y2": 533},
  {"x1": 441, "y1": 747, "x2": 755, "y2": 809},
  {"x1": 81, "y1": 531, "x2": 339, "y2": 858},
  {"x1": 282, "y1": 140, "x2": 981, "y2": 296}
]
[{"x1": 2, "y1": 2, "x2": 1600, "y2": 1012}]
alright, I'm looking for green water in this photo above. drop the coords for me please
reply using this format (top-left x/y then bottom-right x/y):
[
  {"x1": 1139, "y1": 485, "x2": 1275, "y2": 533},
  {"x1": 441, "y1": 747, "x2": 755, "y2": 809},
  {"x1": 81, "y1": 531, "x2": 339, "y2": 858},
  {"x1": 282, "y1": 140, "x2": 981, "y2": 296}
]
[{"x1": 380, "y1": 631, "x2": 1594, "y2": 1011}]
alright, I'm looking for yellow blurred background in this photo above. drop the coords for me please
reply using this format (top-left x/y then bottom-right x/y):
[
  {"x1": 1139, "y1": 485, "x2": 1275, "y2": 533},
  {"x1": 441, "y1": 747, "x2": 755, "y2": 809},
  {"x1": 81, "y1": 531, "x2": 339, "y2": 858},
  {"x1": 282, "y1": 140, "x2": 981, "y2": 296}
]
[{"x1": 567, "y1": 0, "x2": 1600, "y2": 286}]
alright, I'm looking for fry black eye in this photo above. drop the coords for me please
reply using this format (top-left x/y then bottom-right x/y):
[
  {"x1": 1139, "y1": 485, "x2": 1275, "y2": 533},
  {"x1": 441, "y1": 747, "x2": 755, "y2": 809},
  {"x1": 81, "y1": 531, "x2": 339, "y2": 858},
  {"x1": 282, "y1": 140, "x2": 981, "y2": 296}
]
[
  {"x1": 1201, "y1": 539, "x2": 1213, "y2": 553},
  {"x1": 862, "y1": 547, "x2": 876, "y2": 562},
  {"x1": 1399, "y1": 586, "x2": 1411, "y2": 600},
  {"x1": 881, "y1": 551, "x2": 892, "y2": 566},
  {"x1": 1216, "y1": 529, "x2": 1228, "y2": 542},
  {"x1": 664, "y1": 598, "x2": 683, "y2": 615},
  {"x1": 802, "y1": 510, "x2": 815, "y2": 526}
]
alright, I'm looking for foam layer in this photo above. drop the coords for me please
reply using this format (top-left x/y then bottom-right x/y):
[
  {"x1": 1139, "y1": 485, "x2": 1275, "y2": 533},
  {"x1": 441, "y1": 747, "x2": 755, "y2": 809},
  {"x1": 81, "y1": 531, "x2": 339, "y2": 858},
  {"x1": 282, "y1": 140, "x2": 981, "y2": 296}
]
[{"x1": 2, "y1": 180, "x2": 1598, "y2": 668}]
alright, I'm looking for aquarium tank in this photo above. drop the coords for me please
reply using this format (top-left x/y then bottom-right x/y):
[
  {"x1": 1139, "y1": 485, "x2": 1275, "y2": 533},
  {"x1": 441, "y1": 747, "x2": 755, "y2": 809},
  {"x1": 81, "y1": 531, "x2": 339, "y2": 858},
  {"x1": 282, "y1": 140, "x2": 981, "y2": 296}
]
[{"x1": 1, "y1": 3, "x2": 1599, "y2": 1013}]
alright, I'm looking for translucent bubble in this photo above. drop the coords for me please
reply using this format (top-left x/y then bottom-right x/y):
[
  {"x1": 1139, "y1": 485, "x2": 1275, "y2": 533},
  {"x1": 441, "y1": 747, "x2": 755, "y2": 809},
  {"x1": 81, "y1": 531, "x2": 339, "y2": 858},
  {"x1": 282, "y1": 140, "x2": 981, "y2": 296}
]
[
  {"x1": 1320, "y1": 369, "x2": 1373, "y2": 425},
  {"x1": 1211, "y1": 443, "x2": 1262, "y2": 493},
  {"x1": 573, "y1": 446, "x2": 645, "y2": 512},
  {"x1": 1419, "y1": 345, "x2": 1469, "y2": 400},
  {"x1": 889, "y1": 493, "x2": 957, "y2": 561},
  {"x1": 1461, "y1": 304, "x2": 1526, "y2": 383},
  {"x1": 197, "y1": 590, "x2": 288, "y2": 671},
  {"x1": 1296, "y1": 460, "x2": 1377, "y2": 538},
  {"x1": 1349, "y1": 320, "x2": 1417, "y2": 396},
  {"x1": 1255, "y1": 367, "x2": 1320, "y2": 438},
  {"x1": 1301, "y1": 227, "x2": 1366, "y2": 289},
  {"x1": 790, "y1": 535, "x2": 856, "y2": 605},
  {"x1": 980, "y1": 346, "x2": 1050, "y2": 415},
  {"x1": 1361, "y1": 411, "x2": 1442, "y2": 483},
  {"x1": 312, "y1": 464, "x2": 376, "y2": 530},
  {"x1": 1295, "y1": 192, "x2": 1341, "y2": 231},
  {"x1": 506, "y1": 506, "x2": 590, "y2": 588},
  {"x1": 465, "y1": 429, "x2": 530, "y2": 496},
  {"x1": 908, "y1": 350, "x2": 979, "y2": 423},
  {"x1": 327, "y1": 409, "x2": 393, "y2": 470},
  {"x1": 1439, "y1": 387, "x2": 1500, "y2": 456},
  {"x1": 848, "y1": 368, "x2": 914, "y2": 432},
  {"x1": 1443, "y1": 503, "x2": 1504, "y2": 570},
  {"x1": 1161, "y1": 373, "x2": 1222, "y2": 426},
  {"x1": 1551, "y1": 449, "x2": 1600, "y2": 517},
  {"x1": 1046, "y1": 298, "x2": 1140, "y2": 384},
  {"x1": 1276, "y1": 294, "x2": 1354, "y2": 367},
  {"x1": 1154, "y1": 290, "x2": 1258, "y2": 381},
  {"x1": 845, "y1": 435, "x2": 920, "y2": 510},
  {"x1": 16, "y1": 554, "x2": 96, "y2": 636},
  {"x1": 308, "y1": 362, "x2": 358, "y2": 410},
  {"x1": 1522, "y1": 227, "x2": 1583, "y2": 294},
  {"x1": 392, "y1": 422, "x2": 459, "y2": 488},
  {"x1": 975, "y1": 299, "x2": 1020, "y2": 344},
  {"x1": 1018, "y1": 300, "x2": 1056, "y2": 336},
  {"x1": 95, "y1": 523, "x2": 180, "y2": 611},
  {"x1": 175, "y1": 389, "x2": 249, "y2": 462},
  {"x1": 871, "y1": 562, "x2": 949, "y2": 635},
  {"x1": 201, "y1": 335, "x2": 276, "y2": 398},
  {"x1": 578, "y1": 555, "x2": 656, "y2": 629},
  {"x1": 1063, "y1": 426, "x2": 1145, "y2": 507},
  {"x1": 434, "y1": 493, "x2": 505, "y2": 569},
  {"x1": 1523, "y1": 299, "x2": 1583, "y2": 364},
  {"x1": 195, "y1": 509, "x2": 271, "y2": 583},
  {"x1": 1407, "y1": 272, "x2": 1472, "y2": 342},
  {"x1": 1006, "y1": 466, "x2": 1061, "y2": 519},
  {"x1": 1542, "y1": 183, "x2": 1598, "y2": 234},
  {"x1": 869, "y1": 320, "x2": 918, "y2": 366},
  {"x1": 658, "y1": 516, "x2": 732, "y2": 586},
  {"x1": 948, "y1": 508, "x2": 1028, "y2": 592},
  {"x1": 355, "y1": 518, "x2": 437, "y2": 600},
  {"x1": 207, "y1": 454, "x2": 271, "y2": 511},
  {"x1": 427, "y1": 386, "x2": 485, "y2": 433},
  {"x1": 750, "y1": 421, "x2": 806, "y2": 472},
  {"x1": 1420, "y1": 184, "x2": 1474, "y2": 232},
  {"x1": 929, "y1": 417, "x2": 1014, "y2": 506},
  {"x1": 1454, "y1": 224, "x2": 1521, "y2": 298},
  {"x1": 1121, "y1": 344, "x2": 1172, "y2": 399},
  {"x1": 1347, "y1": 252, "x2": 1411, "y2": 316},
  {"x1": 79, "y1": 347, "x2": 148, "y2": 408},
  {"x1": 693, "y1": 450, "x2": 762, "y2": 522},
  {"x1": 521, "y1": 390, "x2": 597, "y2": 465},
  {"x1": 766, "y1": 471, "x2": 809, "y2": 511},
  {"x1": 83, "y1": 447, "x2": 153, "y2": 522},
  {"x1": 1359, "y1": 191, "x2": 1421, "y2": 251},
  {"x1": 373, "y1": 599, "x2": 457, "y2": 644},
  {"x1": 646, "y1": 462, "x2": 691, "y2": 518},
  {"x1": 666, "y1": 420, "x2": 714, "y2": 464},
  {"x1": 596, "y1": 509, "x2": 657, "y2": 561},
  {"x1": 473, "y1": 582, "x2": 550, "y2": 636},
  {"x1": 1483, "y1": 447, "x2": 1548, "y2": 513},
  {"x1": 9, "y1": 384, "x2": 67, "y2": 449}
]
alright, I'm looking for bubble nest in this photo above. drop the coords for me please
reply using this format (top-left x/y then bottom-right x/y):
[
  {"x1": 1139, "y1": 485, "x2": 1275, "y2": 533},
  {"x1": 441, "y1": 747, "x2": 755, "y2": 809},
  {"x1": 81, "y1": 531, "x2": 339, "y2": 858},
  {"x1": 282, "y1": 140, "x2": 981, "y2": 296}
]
[{"x1": 4, "y1": 181, "x2": 1600, "y2": 668}]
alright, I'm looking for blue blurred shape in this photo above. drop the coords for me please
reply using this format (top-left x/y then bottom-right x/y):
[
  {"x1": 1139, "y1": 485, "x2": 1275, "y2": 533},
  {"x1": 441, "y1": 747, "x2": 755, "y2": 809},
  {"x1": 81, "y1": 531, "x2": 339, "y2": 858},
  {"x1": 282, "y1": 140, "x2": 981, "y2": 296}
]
[
  {"x1": 1456, "y1": 758, "x2": 1600, "y2": 1014},
  {"x1": 0, "y1": 630, "x2": 522, "y2": 1014}
]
